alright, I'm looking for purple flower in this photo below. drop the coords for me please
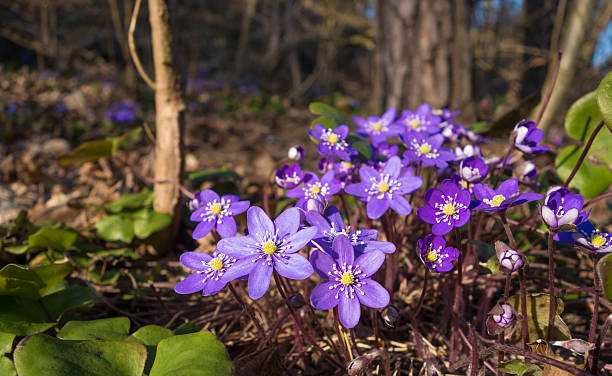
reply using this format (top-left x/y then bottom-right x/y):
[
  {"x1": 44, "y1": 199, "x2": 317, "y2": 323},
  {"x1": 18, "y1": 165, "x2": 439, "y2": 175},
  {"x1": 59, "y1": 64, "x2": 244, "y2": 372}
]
[
  {"x1": 372, "y1": 142, "x2": 399, "y2": 161},
  {"x1": 288, "y1": 145, "x2": 306, "y2": 161},
  {"x1": 557, "y1": 221, "x2": 612, "y2": 253},
  {"x1": 495, "y1": 241, "x2": 524, "y2": 272},
  {"x1": 396, "y1": 105, "x2": 441, "y2": 134},
  {"x1": 190, "y1": 190, "x2": 250, "y2": 239},
  {"x1": 512, "y1": 120, "x2": 549, "y2": 155},
  {"x1": 174, "y1": 251, "x2": 238, "y2": 296},
  {"x1": 105, "y1": 100, "x2": 139, "y2": 124},
  {"x1": 417, "y1": 234, "x2": 459, "y2": 272},
  {"x1": 401, "y1": 132, "x2": 456, "y2": 168},
  {"x1": 217, "y1": 207, "x2": 317, "y2": 299},
  {"x1": 305, "y1": 205, "x2": 395, "y2": 257},
  {"x1": 286, "y1": 171, "x2": 342, "y2": 210},
  {"x1": 540, "y1": 187, "x2": 590, "y2": 230},
  {"x1": 310, "y1": 235, "x2": 389, "y2": 328},
  {"x1": 344, "y1": 156, "x2": 423, "y2": 219},
  {"x1": 514, "y1": 161, "x2": 539, "y2": 185},
  {"x1": 417, "y1": 179, "x2": 471, "y2": 235},
  {"x1": 308, "y1": 124, "x2": 357, "y2": 161},
  {"x1": 353, "y1": 108, "x2": 402, "y2": 145},
  {"x1": 472, "y1": 179, "x2": 544, "y2": 212},
  {"x1": 275, "y1": 164, "x2": 304, "y2": 189},
  {"x1": 493, "y1": 303, "x2": 516, "y2": 328},
  {"x1": 459, "y1": 156, "x2": 488, "y2": 183},
  {"x1": 454, "y1": 144, "x2": 481, "y2": 160},
  {"x1": 431, "y1": 107, "x2": 460, "y2": 121}
]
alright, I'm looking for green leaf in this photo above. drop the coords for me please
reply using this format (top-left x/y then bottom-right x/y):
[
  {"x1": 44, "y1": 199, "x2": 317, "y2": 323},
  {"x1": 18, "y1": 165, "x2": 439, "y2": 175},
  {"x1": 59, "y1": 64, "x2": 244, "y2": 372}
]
[
  {"x1": 58, "y1": 140, "x2": 114, "y2": 166},
  {"x1": 132, "y1": 209, "x2": 172, "y2": 239},
  {"x1": 30, "y1": 262, "x2": 74, "y2": 296},
  {"x1": 95, "y1": 214, "x2": 135, "y2": 243},
  {"x1": 498, "y1": 360, "x2": 542, "y2": 376},
  {"x1": 87, "y1": 267, "x2": 121, "y2": 285},
  {"x1": 28, "y1": 228, "x2": 77, "y2": 251},
  {"x1": 509, "y1": 293, "x2": 571, "y2": 344},
  {"x1": 479, "y1": 256, "x2": 502, "y2": 274},
  {"x1": 14, "y1": 334, "x2": 146, "y2": 376},
  {"x1": 105, "y1": 190, "x2": 153, "y2": 213},
  {"x1": 309, "y1": 115, "x2": 337, "y2": 129},
  {"x1": 0, "y1": 356, "x2": 16, "y2": 376},
  {"x1": 5, "y1": 245, "x2": 30, "y2": 255},
  {"x1": 597, "y1": 70, "x2": 612, "y2": 132},
  {"x1": 58, "y1": 317, "x2": 131, "y2": 341},
  {"x1": 555, "y1": 145, "x2": 612, "y2": 199},
  {"x1": 88, "y1": 248, "x2": 139, "y2": 260},
  {"x1": 187, "y1": 167, "x2": 241, "y2": 183},
  {"x1": 173, "y1": 322, "x2": 199, "y2": 336},
  {"x1": 129, "y1": 325, "x2": 174, "y2": 375},
  {"x1": 0, "y1": 295, "x2": 55, "y2": 335},
  {"x1": 0, "y1": 264, "x2": 45, "y2": 300},
  {"x1": 346, "y1": 133, "x2": 373, "y2": 160},
  {"x1": 41, "y1": 286, "x2": 99, "y2": 321},
  {"x1": 149, "y1": 332, "x2": 232, "y2": 376},
  {"x1": 0, "y1": 332, "x2": 15, "y2": 355},
  {"x1": 309, "y1": 102, "x2": 349, "y2": 127},
  {"x1": 564, "y1": 91, "x2": 602, "y2": 141},
  {"x1": 597, "y1": 253, "x2": 612, "y2": 302}
]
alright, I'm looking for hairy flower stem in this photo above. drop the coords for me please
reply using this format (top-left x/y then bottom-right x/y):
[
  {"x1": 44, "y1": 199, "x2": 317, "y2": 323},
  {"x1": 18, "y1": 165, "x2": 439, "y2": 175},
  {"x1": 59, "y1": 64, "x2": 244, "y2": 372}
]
[
  {"x1": 273, "y1": 272, "x2": 344, "y2": 368},
  {"x1": 412, "y1": 268, "x2": 429, "y2": 318},
  {"x1": 227, "y1": 283, "x2": 265, "y2": 339},
  {"x1": 333, "y1": 308, "x2": 351, "y2": 364},
  {"x1": 545, "y1": 231, "x2": 556, "y2": 342},
  {"x1": 590, "y1": 313, "x2": 612, "y2": 374},
  {"x1": 339, "y1": 193, "x2": 354, "y2": 229},
  {"x1": 500, "y1": 213, "x2": 529, "y2": 347},
  {"x1": 382, "y1": 213, "x2": 397, "y2": 294},
  {"x1": 494, "y1": 145, "x2": 514, "y2": 187},
  {"x1": 451, "y1": 228, "x2": 464, "y2": 363},
  {"x1": 563, "y1": 120, "x2": 605, "y2": 188},
  {"x1": 588, "y1": 254, "x2": 600, "y2": 344}
]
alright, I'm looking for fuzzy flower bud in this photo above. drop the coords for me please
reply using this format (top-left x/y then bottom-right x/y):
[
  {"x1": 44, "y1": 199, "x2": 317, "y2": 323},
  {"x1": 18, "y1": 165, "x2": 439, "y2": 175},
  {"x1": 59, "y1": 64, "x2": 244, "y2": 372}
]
[
  {"x1": 381, "y1": 305, "x2": 400, "y2": 328},
  {"x1": 288, "y1": 145, "x2": 306, "y2": 161},
  {"x1": 493, "y1": 303, "x2": 516, "y2": 328},
  {"x1": 495, "y1": 241, "x2": 524, "y2": 272}
]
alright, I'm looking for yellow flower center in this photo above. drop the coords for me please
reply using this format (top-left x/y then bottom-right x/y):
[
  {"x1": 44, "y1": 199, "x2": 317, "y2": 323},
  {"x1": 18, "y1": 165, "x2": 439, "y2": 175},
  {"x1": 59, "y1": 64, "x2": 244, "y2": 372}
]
[
  {"x1": 372, "y1": 122, "x2": 382, "y2": 131},
  {"x1": 310, "y1": 185, "x2": 321, "y2": 195},
  {"x1": 442, "y1": 203, "x2": 457, "y2": 216},
  {"x1": 425, "y1": 250, "x2": 439, "y2": 263},
  {"x1": 340, "y1": 271, "x2": 355, "y2": 286},
  {"x1": 460, "y1": 180, "x2": 469, "y2": 189},
  {"x1": 433, "y1": 109, "x2": 443, "y2": 115},
  {"x1": 592, "y1": 235, "x2": 606, "y2": 248},
  {"x1": 490, "y1": 194, "x2": 506, "y2": 207},
  {"x1": 378, "y1": 182, "x2": 390, "y2": 193},
  {"x1": 327, "y1": 133, "x2": 339, "y2": 144},
  {"x1": 210, "y1": 203, "x2": 222, "y2": 214},
  {"x1": 410, "y1": 119, "x2": 421, "y2": 129},
  {"x1": 419, "y1": 143, "x2": 432, "y2": 155},
  {"x1": 209, "y1": 257, "x2": 223, "y2": 271},
  {"x1": 261, "y1": 241, "x2": 277, "y2": 255}
]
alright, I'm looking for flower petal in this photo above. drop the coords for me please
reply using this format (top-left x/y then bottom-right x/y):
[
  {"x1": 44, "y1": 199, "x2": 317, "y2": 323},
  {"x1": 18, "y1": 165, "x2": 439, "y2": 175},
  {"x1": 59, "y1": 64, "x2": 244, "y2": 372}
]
[
  {"x1": 285, "y1": 227, "x2": 318, "y2": 253},
  {"x1": 333, "y1": 234, "x2": 354, "y2": 266},
  {"x1": 359, "y1": 165, "x2": 380, "y2": 183},
  {"x1": 382, "y1": 156, "x2": 401, "y2": 178},
  {"x1": 338, "y1": 296, "x2": 361, "y2": 328},
  {"x1": 396, "y1": 176, "x2": 423, "y2": 195},
  {"x1": 497, "y1": 179, "x2": 518, "y2": 197},
  {"x1": 310, "y1": 250, "x2": 335, "y2": 278},
  {"x1": 310, "y1": 282, "x2": 339, "y2": 310},
  {"x1": 174, "y1": 273, "x2": 206, "y2": 294},
  {"x1": 357, "y1": 279, "x2": 389, "y2": 308},
  {"x1": 541, "y1": 205, "x2": 557, "y2": 228},
  {"x1": 220, "y1": 256, "x2": 257, "y2": 283},
  {"x1": 192, "y1": 220, "x2": 214, "y2": 240},
  {"x1": 355, "y1": 250, "x2": 385, "y2": 277},
  {"x1": 344, "y1": 183, "x2": 368, "y2": 197},
  {"x1": 247, "y1": 206, "x2": 274, "y2": 243},
  {"x1": 247, "y1": 261, "x2": 273, "y2": 299},
  {"x1": 275, "y1": 207, "x2": 301, "y2": 239},
  {"x1": 275, "y1": 253, "x2": 313, "y2": 280},
  {"x1": 229, "y1": 200, "x2": 250, "y2": 215},
  {"x1": 473, "y1": 184, "x2": 496, "y2": 201},
  {"x1": 324, "y1": 206, "x2": 346, "y2": 232},
  {"x1": 201, "y1": 279, "x2": 226, "y2": 296},
  {"x1": 216, "y1": 216, "x2": 237, "y2": 238},
  {"x1": 432, "y1": 220, "x2": 453, "y2": 235},
  {"x1": 417, "y1": 205, "x2": 437, "y2": 224},
  {"x1": 305, "y1": 211, "x2": 331, "y2": 238},
  {"x1": 180, "y1": 252, "x2": 212, "y2": 271},
  {"x1": 216, "y1": 235, "x2": 258, "y2": 257},
  {"x1": 389, "y1": 195, "x2": 412, "y2": 216},
  {"x1": 367, "y1": 197, "x2": 389, "y2": 219},
  {"x1": 362, "y1": 240, "x2": 396, "y2": 254},
  {"x1": 201, "y1": 189, "x2": 220, "y2": 204}
]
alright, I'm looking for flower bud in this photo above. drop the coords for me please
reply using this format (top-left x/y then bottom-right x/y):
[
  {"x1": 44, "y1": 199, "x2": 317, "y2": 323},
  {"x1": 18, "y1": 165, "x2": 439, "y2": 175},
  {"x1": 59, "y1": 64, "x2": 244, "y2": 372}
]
[
  {"x1": 347, "y1": 350, "x2": 385, "y2": 375},
  {"x1": 495, "y1": 241, "x2": 524, "y2": 272},
  {"x1": 288, "y1": 145, "x2": 305, "y2": 161},
  {"x1": 380, "y1": 305, "x2": 400, "y2": 328},
  {"x1": 288, "y1": 293, "x2": 305, "y2": 309},
  {"x1": 486, "y1": 302, "x2": 518, "y2": 335}
]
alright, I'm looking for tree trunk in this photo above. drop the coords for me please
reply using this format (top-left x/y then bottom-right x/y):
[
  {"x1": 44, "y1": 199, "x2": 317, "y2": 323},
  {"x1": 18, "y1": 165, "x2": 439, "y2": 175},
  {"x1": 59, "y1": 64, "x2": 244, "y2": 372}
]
[
  {"x1": 375, "y1": 0, "x2": 453, "y2": 112},
  {"x1": 148, "y1": 0, "x2": 185, "y2": 244},
  {"x1": 530, "y1": 0, "x2": 596, "y2": 134},
  {"x1": 234, "y1": 0, "x2": 257, "y2": 75},
  {"x1": 450, "y1": 0, "x2": 473, "y2": 119}
]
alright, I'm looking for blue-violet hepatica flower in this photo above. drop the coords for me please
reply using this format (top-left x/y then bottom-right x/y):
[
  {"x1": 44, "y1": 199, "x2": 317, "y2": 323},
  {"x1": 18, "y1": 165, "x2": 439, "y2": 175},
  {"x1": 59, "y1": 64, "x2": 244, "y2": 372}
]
[
  {"x1": 306, "y1": 205, "x2": 395, "y2": 258},
  {"x1": 275, "y1": 163, "x2": 304, "y2": 189},
  {"x1": 540, "y1": 186, "x2": 590, "y2": 231},
  {"x1": 417, "y1": 234, "x2": 459, "y2": 272},
  {"x1": 459, "y1": 156, "x2": 488, "y2": 183},
  {"x1": 472, "y1": 179, "x2": 543, "y2": 212},
  {"x1": 174, "y1": 251, "x2": 237, "y2": 296},
  {"x1": 353, "y1": 107, "x2": 402, "y2": 145},
  {"x1": 190, "y1": 190, "x2": 250, "y2": 238},
  {"x1": 401, "y1": 132, "x2": 456, "y2": 168},
  {"x1": 345, "y1": 156, "x2": 423, "y2": 219},
  {"x1": 495, "y1": 241, "x2": 524, "y2": 272},
  {"x1": 308, "y1": 124, "x2": 357, "y2": 161},
  {"x1": 417, "y1": 179, "x2": 471, "y2": 235},
  {"x1": 512, "y1": 120, "x2": 549, "y2": 155},
  {"x1": 288, "y1": 145, "x2": 306, "y2": 161},
  {"x1": 310, "y1": 235, "x2": 390, "y2": 328},
  {"x1": 286, "y1": 171, "x2": 342, "y2": 210},
  {"x1": 557, "y1": 221, "x2": 612, "y2": 253},
  {"x1": 217, "y1": 207, "x2": 317, "y2": 299}
]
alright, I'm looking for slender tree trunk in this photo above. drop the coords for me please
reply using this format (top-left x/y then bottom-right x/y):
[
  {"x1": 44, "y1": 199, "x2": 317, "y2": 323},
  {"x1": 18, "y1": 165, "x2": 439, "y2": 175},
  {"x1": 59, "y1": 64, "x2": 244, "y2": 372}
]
[
  {"x1": 450, "y1": 0, "x2": 473, "y2": 119},
  {"x1": 235, "y1": 0, "x2": 257, "y2": 75},
  {"x1": 108, "y1": 0, "x2": 136, "y2": 87},
  {"x1": 148, "y1": 0, "x2": 185, "y2": 244},
  {"x1": 530, "y1": 0, "x2": 596, "y2": 134}
]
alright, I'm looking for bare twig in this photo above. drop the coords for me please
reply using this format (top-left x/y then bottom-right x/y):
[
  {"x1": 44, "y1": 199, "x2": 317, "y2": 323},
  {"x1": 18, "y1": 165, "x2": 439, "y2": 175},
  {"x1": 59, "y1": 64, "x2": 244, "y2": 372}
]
[{"x1": 128, "y1": 0, "x2": 155, "y2": 89}]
